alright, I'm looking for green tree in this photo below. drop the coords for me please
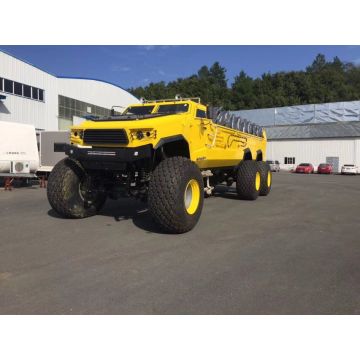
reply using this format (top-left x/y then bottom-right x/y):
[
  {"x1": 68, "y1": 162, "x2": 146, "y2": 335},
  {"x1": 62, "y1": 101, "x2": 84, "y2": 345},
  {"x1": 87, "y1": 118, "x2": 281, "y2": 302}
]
[
  {"x1": 129, "y1": 53, "x2": 360, "y2": 111},
  {"x1": 231, "y1": 70, "x2": 255, "y2": 109}
]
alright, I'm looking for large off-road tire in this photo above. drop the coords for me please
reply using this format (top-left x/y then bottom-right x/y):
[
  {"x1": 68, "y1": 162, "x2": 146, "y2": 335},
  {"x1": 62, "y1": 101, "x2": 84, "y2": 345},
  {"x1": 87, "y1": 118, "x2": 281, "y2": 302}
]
[
  {"x1": 47, "y1": 158, "x2": 106, "y2": 219},
  {"x1": 148, "y1": 156, "x2": 204, "y2": 233},
  {"x1": 257, "y1": 161, "x2": 272, "y2": 196},
  {"x1": 236, "y1": 160, "x2": 261, "y2": 200}
]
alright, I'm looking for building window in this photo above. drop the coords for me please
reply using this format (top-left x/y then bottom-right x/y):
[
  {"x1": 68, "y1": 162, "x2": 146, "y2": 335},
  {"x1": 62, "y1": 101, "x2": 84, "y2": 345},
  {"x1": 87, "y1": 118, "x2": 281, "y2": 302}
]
[
  {"x1": 4, "y1": 79, "x2": 13, "y2": 93},
  {"x1": 284, "y1": 157, "x2": 295, "y2": 165},
  {"x1": 58, "y1": 95, "x2": 112, "y2": 121},
  {"x1": 0, "y1": 77, "x2": 44, "y2": 102},
  {"x1": 23, "y1": 84, "x2": 31, "y2": 98},
  {"x1": 14, "y1": 82, "x2": 23, "y2": 96},
  {"x1": 32, "y1": 87, "x2": 39, "y2": 100}
]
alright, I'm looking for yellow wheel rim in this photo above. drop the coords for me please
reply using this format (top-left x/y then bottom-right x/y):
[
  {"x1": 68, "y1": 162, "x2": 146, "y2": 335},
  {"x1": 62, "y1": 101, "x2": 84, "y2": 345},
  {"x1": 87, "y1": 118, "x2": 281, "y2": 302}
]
[
  {"x1": 267, "y1": 171, "x2": 272, "y2": 187},
  {"x1": 184, "y1": 179, "x2": 200, "y2": 215},
  {"x1": 255, "y1": 172, "x2": 261, "y2": 191}
]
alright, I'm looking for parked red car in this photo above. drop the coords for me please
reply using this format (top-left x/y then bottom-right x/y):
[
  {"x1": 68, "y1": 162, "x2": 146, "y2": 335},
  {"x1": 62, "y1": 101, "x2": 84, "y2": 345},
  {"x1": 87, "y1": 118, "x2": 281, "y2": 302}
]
[
  {"x1": 295, "y1": 163, "x2": 314, "y2": 174},
  {"x1": 317, "y1": 163, "x2": 333, "y2": 174}
]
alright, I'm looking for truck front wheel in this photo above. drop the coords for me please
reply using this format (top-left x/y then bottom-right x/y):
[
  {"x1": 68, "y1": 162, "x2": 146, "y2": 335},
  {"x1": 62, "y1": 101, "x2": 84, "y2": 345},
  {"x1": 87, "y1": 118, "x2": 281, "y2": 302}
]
[
  {"x1": 148, "y1": 156, "x2": 204, "y2": 233},
  {"x1": 47, "y1": 158, "x2": 106, "y2": 218}
]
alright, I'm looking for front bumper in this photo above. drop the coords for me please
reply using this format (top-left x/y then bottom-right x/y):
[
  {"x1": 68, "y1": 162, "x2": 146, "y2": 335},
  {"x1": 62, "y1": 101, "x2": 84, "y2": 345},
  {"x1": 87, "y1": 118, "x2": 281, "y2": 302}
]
[{"x1": 63, "y1": 144, "x2": 153, "y2": 171}]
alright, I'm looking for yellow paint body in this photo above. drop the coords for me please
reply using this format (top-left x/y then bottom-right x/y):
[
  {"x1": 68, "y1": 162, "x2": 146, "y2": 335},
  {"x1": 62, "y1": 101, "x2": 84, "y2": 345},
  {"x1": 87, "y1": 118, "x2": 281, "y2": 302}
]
[{"x1": 70, "y1": 100, "x2": 267, "y2": 169}]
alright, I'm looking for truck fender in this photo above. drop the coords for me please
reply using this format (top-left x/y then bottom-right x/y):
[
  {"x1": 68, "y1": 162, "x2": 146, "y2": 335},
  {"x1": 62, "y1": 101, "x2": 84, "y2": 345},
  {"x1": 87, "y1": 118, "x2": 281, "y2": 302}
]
[
  {"x1": 154, "y1": 135, "x2": 188, "y2": 150},
  {"x1": 256, "y1": 150, "x2": 263, "y2": 161},
  {"x1": 243, "y1": 148, "x2": 253, "y2": 161},
  {"x1": 153, "y1": 135, "x2": 190, "y2": 164}
]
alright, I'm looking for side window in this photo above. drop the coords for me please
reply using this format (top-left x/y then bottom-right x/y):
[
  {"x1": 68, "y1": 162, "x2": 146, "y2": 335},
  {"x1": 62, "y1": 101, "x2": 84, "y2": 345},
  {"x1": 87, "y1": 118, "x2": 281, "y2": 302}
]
[
  {"x1": 196, "y1": 109, "x2": 206, "y2": 118},
  {"x1": 0, "y1": 77, "x2": 3, "y2": 91}
]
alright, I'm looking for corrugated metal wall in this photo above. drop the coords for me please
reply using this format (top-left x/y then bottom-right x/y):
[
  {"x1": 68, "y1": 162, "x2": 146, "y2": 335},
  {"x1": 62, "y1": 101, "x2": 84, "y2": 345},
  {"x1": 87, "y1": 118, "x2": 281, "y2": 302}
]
[
  {"x1": 0, "y1": 51, "x2": 139, "y2": 131},
  {"x1": 0, "y1": 51, "x2": 58, "y2": 130},
  {"x1": 267, "y1": 138, "x2": 360, "y2": 170},
  {"x1": 57, "y1": 78, "x2": 137, "y2": 111}
]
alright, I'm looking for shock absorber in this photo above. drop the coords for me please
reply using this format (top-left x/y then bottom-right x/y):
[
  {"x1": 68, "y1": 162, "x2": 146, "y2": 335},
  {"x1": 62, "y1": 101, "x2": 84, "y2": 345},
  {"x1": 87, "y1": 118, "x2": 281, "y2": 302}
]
[{"x1": 201, "y1": 170, "x2": 214, "y2": 196}]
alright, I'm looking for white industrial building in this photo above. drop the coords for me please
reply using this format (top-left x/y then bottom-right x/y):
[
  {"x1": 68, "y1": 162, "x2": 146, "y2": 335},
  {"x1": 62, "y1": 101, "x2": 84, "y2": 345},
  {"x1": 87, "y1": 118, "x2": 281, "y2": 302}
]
[
  {"x1": 0, "y1": 50, "x2": 139, "y2": 132},
  {"x1": 234, "y1": 102, "x2": 360, "y2": 172}
]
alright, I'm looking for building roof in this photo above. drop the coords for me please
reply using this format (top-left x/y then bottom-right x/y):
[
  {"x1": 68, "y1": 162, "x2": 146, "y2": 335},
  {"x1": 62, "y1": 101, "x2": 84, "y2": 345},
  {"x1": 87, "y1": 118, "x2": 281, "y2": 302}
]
[
  {"x1": 266, "y1": 121, "x2": 360, "y2": 140},
  {"x1": 232, "y1": 100, "x2": 360, "y2": 126},
  {"x1": 0, "y1": 49, "x2": 136, "y2": 96}
]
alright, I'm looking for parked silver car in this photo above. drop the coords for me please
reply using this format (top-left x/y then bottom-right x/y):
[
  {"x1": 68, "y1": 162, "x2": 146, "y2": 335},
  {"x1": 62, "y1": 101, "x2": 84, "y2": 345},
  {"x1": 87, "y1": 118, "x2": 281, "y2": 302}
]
[{"x1": 266, "y1": 160, "x2": 280, "y2": 172}]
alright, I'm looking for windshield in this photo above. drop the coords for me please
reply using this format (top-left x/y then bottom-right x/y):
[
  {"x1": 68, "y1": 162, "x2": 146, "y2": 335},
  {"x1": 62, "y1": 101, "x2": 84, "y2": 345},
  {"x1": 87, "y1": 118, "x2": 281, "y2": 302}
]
[
  {"x1": 124, "y1": 106, "x2": 155, "y2": 115},
  {"x1": 156, "y1": 103, "x2": 189, "y2": 114},
  {"x1": 344, "y1": 164, "x2": 354, "y2": 167},
  {"x1": 319, "y1": 163, "x2": 329, "y2": 166},
  {"x1": 299, "y1": 163, "x2": 310, "y2": 166},
  {"x1": 266, "y1": 160, "x2": 274, "y2": 164}
]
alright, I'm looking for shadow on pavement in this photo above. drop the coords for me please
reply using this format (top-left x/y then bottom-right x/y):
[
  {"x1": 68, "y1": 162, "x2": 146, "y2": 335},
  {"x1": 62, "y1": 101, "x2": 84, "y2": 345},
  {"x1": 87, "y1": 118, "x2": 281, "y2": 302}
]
[
  {"x1": 212, "y1": 185, "x2": 240, "y2": 200},
  {"x1": 47, "y1": 199, "x2": 166, "y2": 234},
  {"x1": 46, "y1": 185, "x2": 244, "y2": 233}
]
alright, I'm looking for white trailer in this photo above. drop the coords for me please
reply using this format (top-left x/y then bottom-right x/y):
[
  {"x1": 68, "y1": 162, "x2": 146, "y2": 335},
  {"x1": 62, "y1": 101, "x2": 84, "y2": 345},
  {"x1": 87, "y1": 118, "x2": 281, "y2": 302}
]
[{"x1": 0, "y1": 121, "x2": 39, "y2": 175}]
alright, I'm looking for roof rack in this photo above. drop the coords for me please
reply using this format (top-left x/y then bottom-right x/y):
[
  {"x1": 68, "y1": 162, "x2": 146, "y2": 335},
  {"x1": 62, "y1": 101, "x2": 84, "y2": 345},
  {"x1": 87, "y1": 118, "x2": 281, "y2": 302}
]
[{"x1": 140, "y1": 96, "x2": 201, "y2": 104}]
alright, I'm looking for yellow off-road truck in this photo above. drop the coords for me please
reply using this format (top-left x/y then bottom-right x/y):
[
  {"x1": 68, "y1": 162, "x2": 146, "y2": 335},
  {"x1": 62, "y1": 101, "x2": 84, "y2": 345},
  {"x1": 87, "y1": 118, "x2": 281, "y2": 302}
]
[{"x1": 47, "y1": 98, "x2": 272, "y2": 233}]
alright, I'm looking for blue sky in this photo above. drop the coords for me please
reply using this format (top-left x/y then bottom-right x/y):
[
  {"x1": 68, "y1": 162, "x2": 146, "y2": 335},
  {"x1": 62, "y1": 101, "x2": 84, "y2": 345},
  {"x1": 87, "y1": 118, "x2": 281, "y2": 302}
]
[{"x1": 1, "y1": 45, "x2": 360, "y2": 89}]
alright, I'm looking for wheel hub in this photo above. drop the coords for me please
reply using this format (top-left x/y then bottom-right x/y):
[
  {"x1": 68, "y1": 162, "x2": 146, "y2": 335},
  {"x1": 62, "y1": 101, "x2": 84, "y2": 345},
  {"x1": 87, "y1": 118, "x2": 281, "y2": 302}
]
[
  {"x1": 255, "y1": 172, "x2": 261, "y2": 191},
  {"x1": 267, "y1": 171, "x2": 272, "y2": 187},
  {"x1": 184, "y1": 179, "x2": 200, "y2": 215}
]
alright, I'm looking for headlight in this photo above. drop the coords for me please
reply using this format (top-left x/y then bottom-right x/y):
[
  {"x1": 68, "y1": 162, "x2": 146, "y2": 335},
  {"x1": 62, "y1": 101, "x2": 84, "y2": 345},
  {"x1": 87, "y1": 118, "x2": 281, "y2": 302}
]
[
  {"x1": 130, "y1": 129, "x2": 156, "y2": 141},
  {"x1": 136, "y1": 130, "x2": 144, "y2": 140},
  {"x1": 71, "y1": 129, "x2": 84, "y2": 139}
]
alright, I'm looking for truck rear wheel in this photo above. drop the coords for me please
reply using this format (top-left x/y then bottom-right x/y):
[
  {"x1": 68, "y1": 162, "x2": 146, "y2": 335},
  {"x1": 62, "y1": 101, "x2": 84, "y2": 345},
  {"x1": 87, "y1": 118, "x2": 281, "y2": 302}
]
[
  {"x1": 257, "y1": 161, "x2": 272, "y2": 196},
  {"x1": 236, "y1": 160, "x2": 261, "y2": 200},
  {"x1": 148, "y1": 156, "x2": 204, "y2": 233},
  {"x1": 47, "y1": 158, "x2": 106, "y2": 219}
]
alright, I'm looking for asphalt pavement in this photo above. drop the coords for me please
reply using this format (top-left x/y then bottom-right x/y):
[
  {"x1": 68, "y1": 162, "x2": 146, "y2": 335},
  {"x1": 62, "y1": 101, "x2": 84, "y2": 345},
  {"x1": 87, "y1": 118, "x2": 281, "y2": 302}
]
[{"x1": 0, "y1": 172, "x2": 360, "y2": 314}]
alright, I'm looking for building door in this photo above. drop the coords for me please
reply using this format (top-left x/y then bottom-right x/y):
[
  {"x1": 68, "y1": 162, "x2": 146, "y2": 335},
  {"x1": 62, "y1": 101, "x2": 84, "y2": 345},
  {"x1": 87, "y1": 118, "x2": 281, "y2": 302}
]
[{"x1": 326, "y1": 156, "x2": 339, "y2": 173}]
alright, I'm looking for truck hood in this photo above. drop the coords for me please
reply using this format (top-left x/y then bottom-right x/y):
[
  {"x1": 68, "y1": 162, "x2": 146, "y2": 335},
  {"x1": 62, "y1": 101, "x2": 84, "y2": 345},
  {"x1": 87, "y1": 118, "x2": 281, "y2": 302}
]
[
  {"x1": 92, "y1": 113, "x2": 175, "y2": 122},
  {"x1": 78, "y1": 113, "x2": 183, "y2": 129}
]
